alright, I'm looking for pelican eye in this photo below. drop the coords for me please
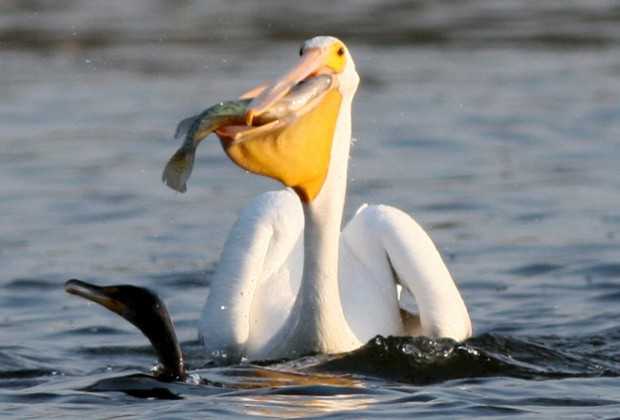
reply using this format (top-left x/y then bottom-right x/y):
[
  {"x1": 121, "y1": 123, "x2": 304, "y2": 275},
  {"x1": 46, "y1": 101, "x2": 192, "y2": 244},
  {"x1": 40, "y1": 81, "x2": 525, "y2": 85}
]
[{"x1": 337, "y1": 47, "x2": 345, "y2": 56}]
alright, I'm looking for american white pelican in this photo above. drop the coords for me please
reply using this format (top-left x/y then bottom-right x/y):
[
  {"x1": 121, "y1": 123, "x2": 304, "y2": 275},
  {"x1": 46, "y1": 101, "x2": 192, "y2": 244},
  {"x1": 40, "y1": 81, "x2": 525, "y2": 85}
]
[{"x1": 200, "y1": 36, "x2": 472, "y2": 364}]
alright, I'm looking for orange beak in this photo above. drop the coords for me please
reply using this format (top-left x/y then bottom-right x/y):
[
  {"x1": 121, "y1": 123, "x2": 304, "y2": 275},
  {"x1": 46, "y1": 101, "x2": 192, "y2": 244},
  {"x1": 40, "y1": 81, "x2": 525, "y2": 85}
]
[
  {"x1": 214, "y1": 40, "x2": 347, "y2": 202},
  {"x1": 245, "y1": 47, "x2": 337, "y2": 126}
]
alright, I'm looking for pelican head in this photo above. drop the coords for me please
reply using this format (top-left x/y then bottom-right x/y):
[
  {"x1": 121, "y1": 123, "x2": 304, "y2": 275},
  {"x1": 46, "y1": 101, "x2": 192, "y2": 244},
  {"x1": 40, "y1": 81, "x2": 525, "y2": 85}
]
[
  {"x1": 245, "y1": 36, "x2": 359, "y2": 123},
  {"x1": 216, "y1": 36, "x2": 359, "y2": 202}
]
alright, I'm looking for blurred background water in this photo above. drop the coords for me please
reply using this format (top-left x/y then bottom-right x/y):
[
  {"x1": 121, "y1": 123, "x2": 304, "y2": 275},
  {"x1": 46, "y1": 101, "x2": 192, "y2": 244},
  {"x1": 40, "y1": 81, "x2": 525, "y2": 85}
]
[{"x1": 1, "y1": 1, "x2": 620, "y2": 418}]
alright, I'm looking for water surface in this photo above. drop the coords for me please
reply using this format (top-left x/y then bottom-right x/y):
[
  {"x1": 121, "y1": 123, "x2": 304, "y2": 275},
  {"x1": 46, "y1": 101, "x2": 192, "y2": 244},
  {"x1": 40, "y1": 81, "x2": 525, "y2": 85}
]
[{"x1": 1, "y1": 1, "x2": 620, "y2": 418}]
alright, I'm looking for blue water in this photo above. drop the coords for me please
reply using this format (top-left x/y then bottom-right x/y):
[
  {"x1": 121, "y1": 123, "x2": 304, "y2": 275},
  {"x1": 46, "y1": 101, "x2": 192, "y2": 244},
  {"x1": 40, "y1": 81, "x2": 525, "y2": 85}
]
[{"x1": 1, "y1": 1, "x2": 620, "y2": 418}]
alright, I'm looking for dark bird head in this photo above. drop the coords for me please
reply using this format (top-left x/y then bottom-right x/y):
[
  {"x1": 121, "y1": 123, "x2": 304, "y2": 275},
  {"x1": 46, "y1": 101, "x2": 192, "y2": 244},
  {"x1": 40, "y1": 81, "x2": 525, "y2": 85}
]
[{"x1": 65, "y1": 279, "x2": 185, "y2": 381}]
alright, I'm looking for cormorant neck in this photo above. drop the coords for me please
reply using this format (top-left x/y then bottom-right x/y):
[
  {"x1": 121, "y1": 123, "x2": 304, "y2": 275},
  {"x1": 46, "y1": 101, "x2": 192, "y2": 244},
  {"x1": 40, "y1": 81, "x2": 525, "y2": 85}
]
[{"x1": 143, "y1": 307, "x2": 186, "y2": 382}]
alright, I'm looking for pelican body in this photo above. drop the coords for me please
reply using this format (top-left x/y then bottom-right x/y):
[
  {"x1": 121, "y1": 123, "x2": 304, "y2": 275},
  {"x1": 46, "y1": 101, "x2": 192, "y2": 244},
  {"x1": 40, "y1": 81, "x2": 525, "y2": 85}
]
[{"x1": 198, "y1": 36, "x2": 472, "y2": 364}]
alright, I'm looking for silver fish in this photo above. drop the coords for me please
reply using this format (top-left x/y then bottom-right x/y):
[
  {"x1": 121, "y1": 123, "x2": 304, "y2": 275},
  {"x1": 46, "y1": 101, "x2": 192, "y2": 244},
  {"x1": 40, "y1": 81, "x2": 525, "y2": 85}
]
[{"x1": 162, "y1": 74, "x2": 333, "y2": 193}]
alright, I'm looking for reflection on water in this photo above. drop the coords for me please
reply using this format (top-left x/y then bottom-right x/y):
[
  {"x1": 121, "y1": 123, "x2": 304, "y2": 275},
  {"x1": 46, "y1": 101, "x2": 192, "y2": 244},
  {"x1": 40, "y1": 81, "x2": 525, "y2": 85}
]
[
  {"x1": 1, "y1": 0, "x2": 620, "y2": 418},
  {"x1": 235, "y1": 393, "x2": 378, "y2": 418}
]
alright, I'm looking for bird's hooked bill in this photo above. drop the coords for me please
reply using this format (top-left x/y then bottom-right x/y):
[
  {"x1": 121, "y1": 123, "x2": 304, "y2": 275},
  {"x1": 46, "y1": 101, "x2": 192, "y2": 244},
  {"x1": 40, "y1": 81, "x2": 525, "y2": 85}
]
[{"x1": 65, "y1": 279, "x2": 124, "y2": 315}]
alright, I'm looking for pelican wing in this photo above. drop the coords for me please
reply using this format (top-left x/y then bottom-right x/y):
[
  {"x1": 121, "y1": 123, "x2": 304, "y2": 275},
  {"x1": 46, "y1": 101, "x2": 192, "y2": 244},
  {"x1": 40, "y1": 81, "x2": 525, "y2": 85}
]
[
  {"x1": 200, "y1": 190, "x2": 303, "y2": 364},
  {"x1": 340, "y1": 204, "x2": 472, "y2": 342}
]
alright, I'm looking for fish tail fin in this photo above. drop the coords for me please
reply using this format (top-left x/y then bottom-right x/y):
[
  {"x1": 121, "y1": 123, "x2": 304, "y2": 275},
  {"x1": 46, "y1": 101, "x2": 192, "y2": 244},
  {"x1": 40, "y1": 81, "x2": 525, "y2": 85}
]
[{"x1": 162, "y1": 148, "x2": 196, "y2": 193}]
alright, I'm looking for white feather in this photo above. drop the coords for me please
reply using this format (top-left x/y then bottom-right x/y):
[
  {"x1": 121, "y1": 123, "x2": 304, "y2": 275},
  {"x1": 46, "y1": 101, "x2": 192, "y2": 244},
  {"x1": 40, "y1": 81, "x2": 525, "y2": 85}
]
[{"x1": 199, "y1": 37, "x2": 471, "y2": 364}]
